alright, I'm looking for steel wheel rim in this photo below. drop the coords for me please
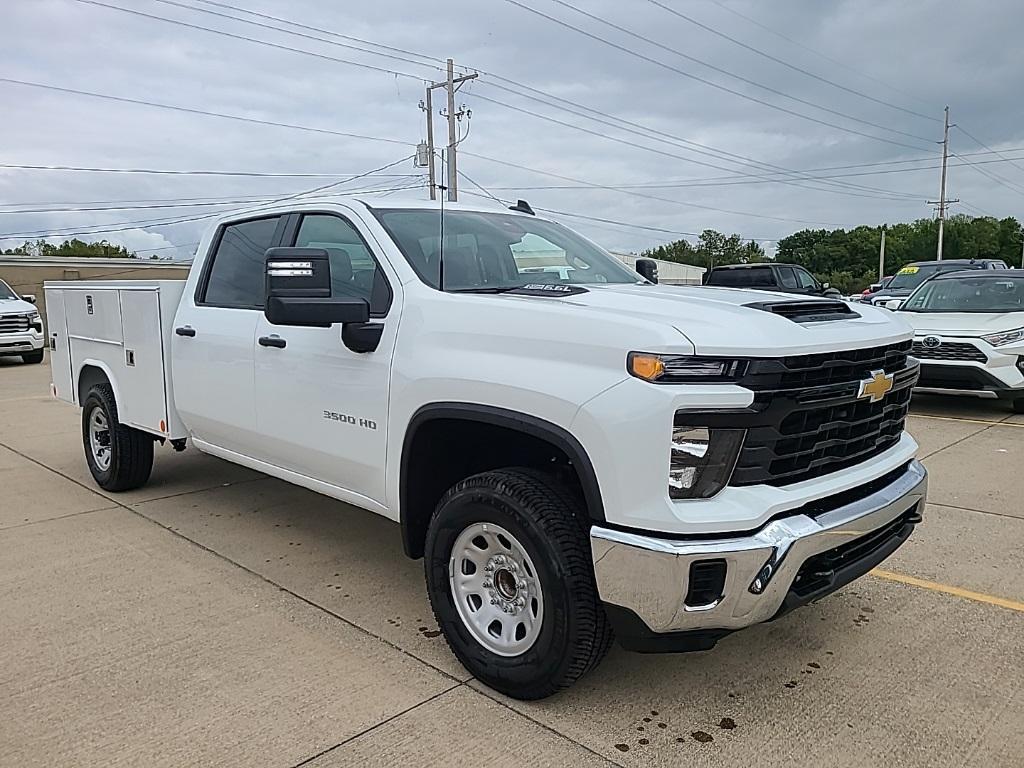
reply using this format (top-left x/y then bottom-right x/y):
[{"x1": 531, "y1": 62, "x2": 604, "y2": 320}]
[
  {"x1": 88, "y1": 406, "x2": 112, "y2": 471},
  {"x1": 449, "y1": 522, "x2": 544, "y2": 657}
]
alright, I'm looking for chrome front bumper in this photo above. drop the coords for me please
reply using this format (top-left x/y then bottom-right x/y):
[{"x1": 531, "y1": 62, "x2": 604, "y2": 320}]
[
  {"x1": 0, "y1": 332, "x2": 44, "y2": 354},
  {"x1": 591, "y1": 460, "x2": 927, "y2": 635}
]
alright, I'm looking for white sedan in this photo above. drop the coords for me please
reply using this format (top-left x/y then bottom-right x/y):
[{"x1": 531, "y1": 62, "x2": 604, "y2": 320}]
[{"x1": 894, "y1": 270, "x2": 1024, "y2": 412}]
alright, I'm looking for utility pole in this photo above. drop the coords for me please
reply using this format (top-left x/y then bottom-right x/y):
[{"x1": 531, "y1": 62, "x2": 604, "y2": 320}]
[
  {"x1": 422, "y1": 89, "x2": 436, "y2": 200},
  {"x1": 425, "y1": 59, "x2": 477, "y2": 202},
  {"x1": 878, "y1": 226, "x2": 886, "y2": 280},
  {"x1": 928, "y1": 106, "x2": 958, "y2": 261}
]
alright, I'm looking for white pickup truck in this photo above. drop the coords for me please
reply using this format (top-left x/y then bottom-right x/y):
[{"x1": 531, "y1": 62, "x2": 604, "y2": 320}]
[
  {"x1": 45, "y1": 197, "x2": 928, "y2": 699},
  {"x1": 0, "y1": 278, "x2": 45, "y2": 364}
]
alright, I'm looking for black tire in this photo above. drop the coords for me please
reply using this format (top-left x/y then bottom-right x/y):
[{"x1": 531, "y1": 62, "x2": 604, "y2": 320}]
[
  {"x1": 81, "y1": 383, "x2": 154, "y2": 491},
  {"x1": 424, "y1": 468, "x2": 613, "y2": 700},
  {"x1": 21, "y1": 349, "x2": 44, "y2": 364},
  {"x1": 1012, "y1": 397, "x2": 1024, "y2": 414}
]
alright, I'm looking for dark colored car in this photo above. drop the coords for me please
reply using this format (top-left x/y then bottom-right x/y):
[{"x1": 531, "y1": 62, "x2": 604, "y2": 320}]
[
  {"x1": 867, "y1": 259, "x2": 1008, "y2": 306},
  {"x1": 702, "y1": 263, "x2": 842, "y2": 297}
]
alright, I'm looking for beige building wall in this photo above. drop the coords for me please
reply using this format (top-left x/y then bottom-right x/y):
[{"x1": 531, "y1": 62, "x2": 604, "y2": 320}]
[{"x1": 0, "y1": 258, "x2": 191, "y2": 319}]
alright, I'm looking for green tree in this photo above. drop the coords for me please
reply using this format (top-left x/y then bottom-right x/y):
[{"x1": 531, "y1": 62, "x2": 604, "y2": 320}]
[
  {"x1": 642, "y1": 229, "x2": 765, "y2": 268},
  {"x1": 2, "y1": 238, "x2": 136, "y2": 258}
]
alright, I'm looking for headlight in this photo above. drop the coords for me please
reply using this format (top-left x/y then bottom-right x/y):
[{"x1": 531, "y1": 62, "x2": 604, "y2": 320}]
[
  {"x1": 981, "y1": 327, "x2": 1024, "y2": 347},
  {"x1": 669, "y1": 425, "x2": 745, "y2": 499},
  {"x1": 628, "y1": 352, "x2": 747, "y2": 383}
]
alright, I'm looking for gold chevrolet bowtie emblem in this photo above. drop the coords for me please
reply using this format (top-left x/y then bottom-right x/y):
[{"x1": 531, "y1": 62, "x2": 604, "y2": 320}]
[{"x1": 858, "y1": 370, "x2": 894, "y2": 403}]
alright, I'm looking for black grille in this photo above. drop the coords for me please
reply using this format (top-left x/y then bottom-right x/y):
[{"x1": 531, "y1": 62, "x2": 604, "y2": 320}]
[
  {"x1": 0, "y1": 314, "x2": 30, "y2": 334},
  {"x1": 677, "y1": 341, "x2": 918, "y2": 487},
  {"x1": 911, "y1": 340, "x2": 986, "y2": 363},
  {"x1": 791, "y1": 506, "x2": 921, "y2": 598}
]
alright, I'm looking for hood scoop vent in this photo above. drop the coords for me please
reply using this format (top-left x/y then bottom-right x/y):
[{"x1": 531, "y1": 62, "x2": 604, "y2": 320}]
[{"x1": 744, "y1": 299, "x2": 859, "y2": 324}]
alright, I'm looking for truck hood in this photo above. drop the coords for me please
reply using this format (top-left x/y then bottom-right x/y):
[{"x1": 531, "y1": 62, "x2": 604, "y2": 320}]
[
  {"x1": 537, "y1": 283, "x2": 913, "y2": 355},
  {"x1": 0, "y1": 297, "x2": 36, "y2": 314},
  {"x1": 897, "y1": 310, "x2": 1024, "y2": 336}
]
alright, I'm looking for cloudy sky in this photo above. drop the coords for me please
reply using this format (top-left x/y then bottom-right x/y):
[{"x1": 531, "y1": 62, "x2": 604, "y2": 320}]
[{"x1": 2, "y1": 0, "x2": 1024, "y2": 259}]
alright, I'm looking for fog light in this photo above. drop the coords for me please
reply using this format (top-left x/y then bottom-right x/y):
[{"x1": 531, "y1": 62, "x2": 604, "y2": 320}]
[{"x1": 670, "y1": 425, "x2": 745, "y2": 499}]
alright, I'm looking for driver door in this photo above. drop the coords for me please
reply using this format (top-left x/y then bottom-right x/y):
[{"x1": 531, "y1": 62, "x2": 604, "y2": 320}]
[{"x1": 253, "y1": 212, "x2": 400, "y2": 506}]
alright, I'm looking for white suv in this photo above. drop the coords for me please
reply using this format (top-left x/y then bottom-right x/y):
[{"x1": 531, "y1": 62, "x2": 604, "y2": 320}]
[
  {"x1": 0, "y1": 279, "x2": 45, "y2": 364},
  {"x1": 896, "y1": 269, "x2": 1024, "y2": 411}
]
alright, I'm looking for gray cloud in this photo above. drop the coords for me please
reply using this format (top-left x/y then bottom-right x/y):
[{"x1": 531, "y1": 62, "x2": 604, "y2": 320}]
[{"x1": 2, "y1": 0, "x2": 1023, "y2": 259}]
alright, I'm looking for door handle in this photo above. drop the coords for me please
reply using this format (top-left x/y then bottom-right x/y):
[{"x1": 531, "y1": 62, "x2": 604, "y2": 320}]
[
  {"x1": 258, "y1": 335, "x2": 287, "y2": 349},
  {"x1": 175, "y1": 326, "x2": 196, "y2": 337}
]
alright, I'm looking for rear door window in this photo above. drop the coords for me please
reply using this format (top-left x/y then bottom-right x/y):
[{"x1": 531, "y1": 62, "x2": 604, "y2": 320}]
[
  {"x1": 777, "y1": 267, "x2": 799, "y2": 289},
  {"x1": 709, "y1": 267, "x2": 774, "y2": 287}
]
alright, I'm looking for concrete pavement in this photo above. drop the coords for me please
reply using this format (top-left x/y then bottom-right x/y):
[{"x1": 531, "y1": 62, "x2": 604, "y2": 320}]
[{"x1": 1, "y1": 356, "x2": 1022, "y2": 767}]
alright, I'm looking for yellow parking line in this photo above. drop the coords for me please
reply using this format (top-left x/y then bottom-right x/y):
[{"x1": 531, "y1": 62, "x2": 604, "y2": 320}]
[
  {"x1": 871, "y1": 569, "x2": 1024, "y2": 614},
  {"x1": 909, "y1": 413, "x2": 1024, "y2": 428}
]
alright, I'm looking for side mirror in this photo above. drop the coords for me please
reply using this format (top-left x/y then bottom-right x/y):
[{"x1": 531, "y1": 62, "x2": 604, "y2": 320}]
[
  {"x1": 264, "y1": 248, "x2": 369, "y2": 327},
  {"x1": 635, "y1": 258, "x2": 659, "y2": 284},
  {"x1": 884, "y1": 299, "x2": 903, "y2": 311},
  {"x1": 21, "y1": 294, "x2": 36, "y2": 305}
]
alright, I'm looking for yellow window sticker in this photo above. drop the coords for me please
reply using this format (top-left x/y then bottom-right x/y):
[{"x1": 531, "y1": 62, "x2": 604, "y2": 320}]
[{"x1": 897, "y1": 265, "x2": 919, "y2": 275}]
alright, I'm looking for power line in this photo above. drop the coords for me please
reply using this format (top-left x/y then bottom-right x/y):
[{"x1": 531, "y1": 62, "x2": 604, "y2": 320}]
[
  {"x1": 644, "y1": 0, "x2": 937, "y2": 123},
  {"x1": 485, "y1": 152, "x2": 1024, "y2": 191},
  {"x1": 462, "y1": 151, "x2": 840, "y2": 227},
  {"x1": 951, "y1": 151, "x2": 1024, "y2": 199},
  {"x1": 956, "y1": 126, "x2": 1024, "y2": 175},
  {"x1": 469, "y1": 90, "x2": 924, "y2": 202},
  {"x1": 0, "y1": 77, "x2": 411, "y2": 146},
  {"x1": 74, "y1": 0, "x2": 437, "y2": 84},
  {"x1": 0, "y1": 156, "x2": 416, "y2": 240},
  {"x1": 0, "y1": 180, "x2": 424, "y2": 213},
  {"x1": 193, "y1": 0, "x2": 452, "y2": 70},
  {"x1": 146, "y1": 0, "x2": 932, "y2": 200},
  {"x1": 0, "y1": 163, "x2": 414, "y2": 178},
  {"x1": 707, "y1": 0, "x2": 933, "y2": 110},
  {"x1": 501, "y1": 0, "x2": 935, "y2": 150},
  {"x1": 148, "y1": 0, "x2": 446, "y2": 77}
]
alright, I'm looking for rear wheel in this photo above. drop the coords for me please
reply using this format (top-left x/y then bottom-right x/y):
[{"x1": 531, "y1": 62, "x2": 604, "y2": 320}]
[
  {"x1": 21, "y1": 349, "x2": 44, "y2": 364},
  {"x1": 424, "y1": 469, "x2": 613, "y2": 700},
  {"x1": 81, "y1": 384, "x2": 154, "y2": 491}
]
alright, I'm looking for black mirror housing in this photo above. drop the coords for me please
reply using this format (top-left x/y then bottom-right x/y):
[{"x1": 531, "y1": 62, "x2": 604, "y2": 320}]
[
  {"x1": 635, "y1": 258, "x2": 659, "y2": 284},
  {"x1": 264, "y1": 247, "x2": 370, "y2": 327},
  {"x1": 266, "y1": 296, "x2": 369, "y2": 327},
  {"x1": 21, "y1": 294, "x2": 37, "y2": 305}
]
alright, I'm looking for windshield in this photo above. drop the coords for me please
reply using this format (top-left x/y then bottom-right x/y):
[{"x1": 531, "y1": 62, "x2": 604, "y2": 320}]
[
  {"x1": 0, "y1": 280, "x2": 18, "y2": 301},
  {"x1": 903, "y1": 275, "x2": 1024, "y2": 313},
  {"x1": 888, "y1": 263, "x2": 978, "y2": 290},
  {"x1": 372, "y1": 209, "x2": 640, "y2": 291}
]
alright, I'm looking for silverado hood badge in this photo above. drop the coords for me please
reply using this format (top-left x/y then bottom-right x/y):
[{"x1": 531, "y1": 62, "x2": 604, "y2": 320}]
[{"x1": 858, "y1": 370, "x2": 895, "y2": 403}]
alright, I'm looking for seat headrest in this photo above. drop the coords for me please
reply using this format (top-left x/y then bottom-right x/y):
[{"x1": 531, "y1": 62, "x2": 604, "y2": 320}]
[{"x1": 325, "y1": 247, "x2": 353, "y2": 282}]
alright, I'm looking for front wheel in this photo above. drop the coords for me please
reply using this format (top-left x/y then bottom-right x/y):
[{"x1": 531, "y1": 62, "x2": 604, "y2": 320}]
[
  {"x1": 21, "y1": 349, "x2": 44, "y2": 364},
  {"x1": 424, "y1": 469, "x2": 613, "y2": 700},
  {"x1": 82, "y1": 384, "x2": 154, "y2": 491}
]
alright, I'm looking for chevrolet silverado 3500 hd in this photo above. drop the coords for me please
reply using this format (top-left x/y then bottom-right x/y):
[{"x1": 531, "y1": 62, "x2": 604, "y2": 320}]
[{"x1": 45, "y1": 198, "x2": 927, "y2": 699}]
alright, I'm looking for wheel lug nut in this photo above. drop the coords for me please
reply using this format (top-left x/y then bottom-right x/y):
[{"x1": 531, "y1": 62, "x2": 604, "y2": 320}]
[
  {"x1": 482, "y1": 581, "x2": 492, "y2": 588},
  {"x1": 490, "y1": 598, "x2": 497, "y2": 605}
]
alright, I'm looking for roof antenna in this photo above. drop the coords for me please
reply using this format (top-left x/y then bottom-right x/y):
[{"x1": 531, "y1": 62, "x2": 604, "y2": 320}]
[
  {"x1": 437, "y1": 181, "x2": 447, "y2": 291},
  {"x1": 508, "y1": 199, "x2": 535, "y2": 215}
]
